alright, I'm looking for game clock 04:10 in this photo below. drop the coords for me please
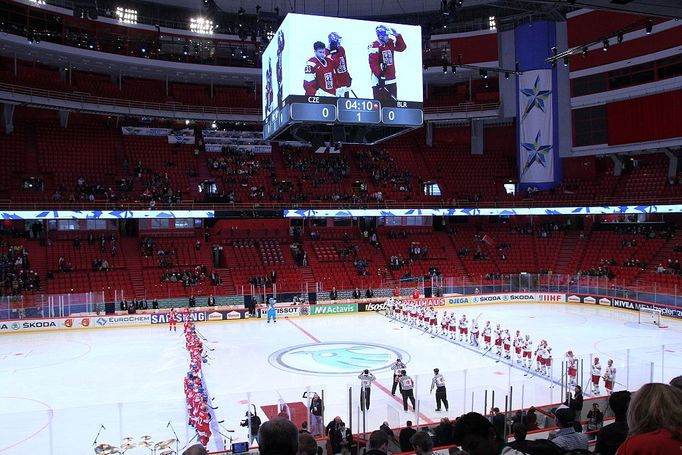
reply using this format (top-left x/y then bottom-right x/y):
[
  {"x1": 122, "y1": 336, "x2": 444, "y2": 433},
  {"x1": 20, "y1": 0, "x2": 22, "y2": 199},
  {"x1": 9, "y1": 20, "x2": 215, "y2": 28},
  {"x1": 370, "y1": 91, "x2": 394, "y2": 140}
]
[{"x1": 337, "y1": 98, "x2": 382, "y2": 124}]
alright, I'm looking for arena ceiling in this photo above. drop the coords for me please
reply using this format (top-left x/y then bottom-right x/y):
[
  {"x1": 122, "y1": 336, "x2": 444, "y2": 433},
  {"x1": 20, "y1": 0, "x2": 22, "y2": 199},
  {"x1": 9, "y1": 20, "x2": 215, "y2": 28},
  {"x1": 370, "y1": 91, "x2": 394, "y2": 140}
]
[{"x1": 133, "y1": 0, "x2": 680, "y2": 19}]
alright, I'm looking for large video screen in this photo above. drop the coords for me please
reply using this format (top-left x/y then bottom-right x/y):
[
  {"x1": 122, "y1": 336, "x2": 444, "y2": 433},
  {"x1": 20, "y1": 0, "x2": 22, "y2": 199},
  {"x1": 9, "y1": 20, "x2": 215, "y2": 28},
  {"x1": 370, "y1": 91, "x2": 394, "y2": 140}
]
[{"x1": 261, "y1": 13, "x2": 423, "y2": 122}]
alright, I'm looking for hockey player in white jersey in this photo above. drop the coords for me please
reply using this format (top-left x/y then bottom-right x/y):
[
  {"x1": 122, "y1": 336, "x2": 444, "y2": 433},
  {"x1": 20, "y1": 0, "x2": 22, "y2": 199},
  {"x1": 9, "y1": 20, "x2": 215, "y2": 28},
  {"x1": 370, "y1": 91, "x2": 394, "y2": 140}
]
[
  {"x1": 502, "y1": 329, "x2": 512, "y2": 359},
  {"x1": 458, "y1": 314, "x2": 468, "y2": 342},
  {"x1": 514, "y1": 330, "x2": 523, "y2": 364},
  {"x1": 535, "y1": 340, "x2": 547, "y2": 373},
  {"x1": 603, "y1": 359, "x2": 616, "y2": 395},
  {"x1": 591, "y1": 357, "x2": 602, "y2": 395},
  {"x1": 482, "y1": 321, "x2": 492, "y2": 350},
  {"x1": 493, "y1": 324, "x2": 503, "y2": 357},
  {"x1": 470, "y1": 320, "x2": 480, "y2": 347},
  {"x1": 522, "y1": 335, "x2": 533, "y2": 369},
  {"x1": 566, "y1": 350, "x2": 578, "y2": 389}
]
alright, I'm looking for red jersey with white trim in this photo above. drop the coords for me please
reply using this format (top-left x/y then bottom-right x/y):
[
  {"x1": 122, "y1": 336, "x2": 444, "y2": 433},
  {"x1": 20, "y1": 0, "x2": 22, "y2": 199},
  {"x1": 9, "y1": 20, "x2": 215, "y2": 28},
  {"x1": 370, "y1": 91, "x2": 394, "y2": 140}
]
[
  {"x1": 326, "y1": 46, "x2": 351, "y2": 88},
  {"x1": 303, "y1": 56, "x2": 338, "y2": 96},
  {"x1": 368, "y1": 34, "x2": 406, "y2": 86}
]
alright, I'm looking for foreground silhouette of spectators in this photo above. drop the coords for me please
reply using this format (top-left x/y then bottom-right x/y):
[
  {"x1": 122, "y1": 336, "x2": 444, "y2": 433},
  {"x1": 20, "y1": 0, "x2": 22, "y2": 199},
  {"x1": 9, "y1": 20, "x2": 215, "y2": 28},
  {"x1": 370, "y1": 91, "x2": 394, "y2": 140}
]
[
  {"x1": 297, "y1": 433, "x2": 319, "y2": 455},
  {"x1": 549, "y1": 408, "x2": 588, "y2": 451},
  {"x1": 616, "y1": 383, "x2": 682, "y2": 455},
  {"x1": 258, "y1": 418, "x2": 299, "y2": 455},
  {"x1": 452, "y1": 412, "x2": 503, "y2": 455},
  {"x1": 595, "y1": 390, "x2": 631, "y2": 455},
  {"x1": 410, "y1": 431, "x2": 433, "y2": 455},
  {"x1": 365, "y1": 430, "x2": 389, "y2": 455},
  {"x1": 182, "y1": 444, "x2": 207, "y2": 455},
  {"x1": 670, "y1": 374, "x2": 682, "y2": 392}
]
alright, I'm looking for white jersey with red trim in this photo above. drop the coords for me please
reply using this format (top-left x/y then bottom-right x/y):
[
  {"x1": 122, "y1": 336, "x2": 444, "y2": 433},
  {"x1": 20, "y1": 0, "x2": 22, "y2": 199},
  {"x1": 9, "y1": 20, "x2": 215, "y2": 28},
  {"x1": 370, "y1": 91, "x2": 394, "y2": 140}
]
[
  {"x1": 604, "y1": 365, "x2": 616, "y2": 381},
  {"x1": 591, "y1": 362, "x2": 602, "y2": 377}
]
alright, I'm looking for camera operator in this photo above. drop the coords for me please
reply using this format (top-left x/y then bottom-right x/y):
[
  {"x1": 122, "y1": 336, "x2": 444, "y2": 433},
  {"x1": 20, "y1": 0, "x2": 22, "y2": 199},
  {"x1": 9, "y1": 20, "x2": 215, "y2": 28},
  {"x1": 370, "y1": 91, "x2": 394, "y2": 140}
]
[{"x1": 240, "y1": 408, "x2": 262, "y2": 446}]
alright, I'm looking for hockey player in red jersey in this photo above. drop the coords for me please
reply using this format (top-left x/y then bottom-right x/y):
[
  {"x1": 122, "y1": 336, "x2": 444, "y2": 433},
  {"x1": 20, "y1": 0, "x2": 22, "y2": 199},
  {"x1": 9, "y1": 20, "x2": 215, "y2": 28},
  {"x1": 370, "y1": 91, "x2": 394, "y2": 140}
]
[
  {"x1": 326, "y1": 32, "x2": 352, "y2": 97},
  {"x1": 264, "y1": 58, "x2": 273, "y2": 116},
  {"x1": 276, "y1": 31, "x2": 285, "y2": 109},
  {"x1": 368, "y1": 25, "x2": 406, "y2": 101},
  {"x1": 168, "y1": 308, "x2": 177, "y2": 332},
  {"x1": 303, "y1": 41, "x2": 338, "y2": 96}
]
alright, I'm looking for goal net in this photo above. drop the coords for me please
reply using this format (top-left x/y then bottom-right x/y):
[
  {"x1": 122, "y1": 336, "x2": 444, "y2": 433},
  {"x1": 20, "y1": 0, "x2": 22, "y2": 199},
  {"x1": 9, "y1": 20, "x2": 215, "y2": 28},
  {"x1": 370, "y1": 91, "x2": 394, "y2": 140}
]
[{"x1": 638, "y1": 307, "x2": 662, "y2": 327}]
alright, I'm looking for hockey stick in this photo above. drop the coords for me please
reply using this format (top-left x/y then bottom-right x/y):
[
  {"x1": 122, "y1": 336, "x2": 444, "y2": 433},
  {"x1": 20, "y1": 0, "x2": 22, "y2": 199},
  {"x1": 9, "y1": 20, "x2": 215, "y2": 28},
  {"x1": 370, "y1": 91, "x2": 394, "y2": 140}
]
[{"x1": 380, "y1": 85, "x2": 398, "y2": 101}]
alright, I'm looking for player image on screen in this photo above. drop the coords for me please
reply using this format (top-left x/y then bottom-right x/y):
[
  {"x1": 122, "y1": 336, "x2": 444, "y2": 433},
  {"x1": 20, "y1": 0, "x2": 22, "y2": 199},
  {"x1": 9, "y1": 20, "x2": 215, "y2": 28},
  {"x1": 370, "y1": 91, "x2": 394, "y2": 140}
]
[
  {"x1": 277, "y1": 30, "x2": 285, "y2": 109},
  {"x1": 326, "y1": 32, "x2": 353, "y2": 98},
  {"x1": 265, "y1": 58, "x2": 273, "y2": 116},
  {"x1": 368, "y1": 25, "x2": 406, "y2": 101},
  {"x1": 303, "y1": 41, "x2": 338, "y2": 96}
]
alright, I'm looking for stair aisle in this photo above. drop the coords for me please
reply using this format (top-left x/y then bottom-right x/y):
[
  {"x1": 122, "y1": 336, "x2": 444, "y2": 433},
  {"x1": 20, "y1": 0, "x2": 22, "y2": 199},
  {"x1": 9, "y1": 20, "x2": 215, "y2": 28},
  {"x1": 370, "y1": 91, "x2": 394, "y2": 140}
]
[{"x1": 121, "y1": 238, "x2": 146, "y2": 300}]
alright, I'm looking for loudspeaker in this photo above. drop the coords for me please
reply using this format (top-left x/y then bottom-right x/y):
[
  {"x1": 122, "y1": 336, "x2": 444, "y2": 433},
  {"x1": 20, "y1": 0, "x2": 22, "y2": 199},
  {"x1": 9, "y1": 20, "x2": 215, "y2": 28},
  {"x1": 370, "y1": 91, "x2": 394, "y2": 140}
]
[{"x1": 332, "y1": 125, "x2": 345, "y2": 143}]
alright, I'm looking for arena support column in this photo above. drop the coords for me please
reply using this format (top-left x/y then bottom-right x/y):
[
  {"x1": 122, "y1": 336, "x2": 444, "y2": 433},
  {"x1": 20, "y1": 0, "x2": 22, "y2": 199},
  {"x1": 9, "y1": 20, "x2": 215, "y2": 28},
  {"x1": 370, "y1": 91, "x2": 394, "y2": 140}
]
[
  {"x1": 2, "y1": 103, "x2": 14, "y2": 135},
  {"x1": 514, "y1": 21, "x2": 567, "y2": 193}
]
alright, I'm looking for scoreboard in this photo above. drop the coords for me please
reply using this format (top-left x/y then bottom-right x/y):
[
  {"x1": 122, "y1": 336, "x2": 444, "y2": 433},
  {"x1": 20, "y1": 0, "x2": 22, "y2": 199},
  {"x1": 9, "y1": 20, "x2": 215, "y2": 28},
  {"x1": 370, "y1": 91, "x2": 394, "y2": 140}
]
[{"x1": 261, "y1": 14, "x2": 423, "y2": 144}]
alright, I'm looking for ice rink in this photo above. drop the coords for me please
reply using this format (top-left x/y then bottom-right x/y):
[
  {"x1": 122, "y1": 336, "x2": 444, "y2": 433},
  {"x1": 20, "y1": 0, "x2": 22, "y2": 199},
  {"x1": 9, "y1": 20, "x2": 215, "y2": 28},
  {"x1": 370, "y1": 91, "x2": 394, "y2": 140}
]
[{"x1": 1, "y1": 302, "x2": 682, "y2": 455}]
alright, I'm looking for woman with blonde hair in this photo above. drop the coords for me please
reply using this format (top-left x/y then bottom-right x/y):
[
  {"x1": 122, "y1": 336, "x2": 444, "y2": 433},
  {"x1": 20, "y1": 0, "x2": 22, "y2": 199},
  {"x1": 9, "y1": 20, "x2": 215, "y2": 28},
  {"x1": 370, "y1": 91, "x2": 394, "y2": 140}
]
[{"x1": 616, "y1": 383, "x2": 682, "y2": 454}]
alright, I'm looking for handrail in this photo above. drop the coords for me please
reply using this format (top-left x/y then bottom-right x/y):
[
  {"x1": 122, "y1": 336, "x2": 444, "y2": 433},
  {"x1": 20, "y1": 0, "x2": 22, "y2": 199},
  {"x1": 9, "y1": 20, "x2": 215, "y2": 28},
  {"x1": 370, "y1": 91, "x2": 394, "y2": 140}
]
[
  {"x1": 0, "y1": 81, "x2": 498, "y2": 117},
  {"x1": 0, "y1": 82, "x2": 261, "y2": 116},
  {"x1": 0, "y1": 196, "x2": 681, "y2": 211}
]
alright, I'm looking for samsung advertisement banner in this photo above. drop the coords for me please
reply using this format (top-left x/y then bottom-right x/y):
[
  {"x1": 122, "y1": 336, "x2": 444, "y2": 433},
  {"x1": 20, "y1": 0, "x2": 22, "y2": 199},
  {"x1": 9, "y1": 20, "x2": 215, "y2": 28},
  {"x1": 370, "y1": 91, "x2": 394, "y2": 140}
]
[{"x1": 261, "y1": 13, "x2": 423, "y2": 126}]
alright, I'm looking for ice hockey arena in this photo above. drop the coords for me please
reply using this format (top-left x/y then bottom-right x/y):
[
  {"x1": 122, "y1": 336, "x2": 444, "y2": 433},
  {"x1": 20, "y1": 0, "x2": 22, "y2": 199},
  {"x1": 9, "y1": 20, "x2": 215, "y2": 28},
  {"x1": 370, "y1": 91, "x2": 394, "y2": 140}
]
[{"x1": 1, "y1": 0, "x2": 681, "y2": 454}]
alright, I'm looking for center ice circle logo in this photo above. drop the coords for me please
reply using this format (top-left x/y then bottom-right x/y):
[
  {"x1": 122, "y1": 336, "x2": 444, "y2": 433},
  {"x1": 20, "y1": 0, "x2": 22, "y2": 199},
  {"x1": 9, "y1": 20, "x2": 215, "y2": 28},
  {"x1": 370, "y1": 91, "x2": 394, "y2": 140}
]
[{"x1": 269, "y1": 342, "x2": 410, "y2": 376}]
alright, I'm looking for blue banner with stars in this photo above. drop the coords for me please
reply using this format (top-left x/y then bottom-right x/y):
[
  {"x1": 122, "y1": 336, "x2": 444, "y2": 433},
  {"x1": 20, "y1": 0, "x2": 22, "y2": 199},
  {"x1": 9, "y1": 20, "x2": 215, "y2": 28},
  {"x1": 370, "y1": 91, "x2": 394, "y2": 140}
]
[{"x1": 515, "y1": 22, "x2": 561, "y2": 192}]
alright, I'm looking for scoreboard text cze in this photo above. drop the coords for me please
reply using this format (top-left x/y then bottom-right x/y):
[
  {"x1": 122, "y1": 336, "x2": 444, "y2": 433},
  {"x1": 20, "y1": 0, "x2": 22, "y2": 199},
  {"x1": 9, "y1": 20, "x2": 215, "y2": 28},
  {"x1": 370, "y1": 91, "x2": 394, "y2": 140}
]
[{"x1": 261, "y1": 13, "x2": 423, "y2": 142}]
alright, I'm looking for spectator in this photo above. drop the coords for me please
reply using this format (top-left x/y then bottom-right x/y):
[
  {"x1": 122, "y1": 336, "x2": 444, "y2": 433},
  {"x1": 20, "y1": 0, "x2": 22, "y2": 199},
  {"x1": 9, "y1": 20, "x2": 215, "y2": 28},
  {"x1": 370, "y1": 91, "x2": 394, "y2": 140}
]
[
  {"x1": 182, "y1": 444, "x2": 208, "y2": 455},
  {"x1": 309, "y1": 392, "x2": 323, "y2": 437},
  {"x1": 399, "y1": 421, "x2": 417, "y2": 452},
  {"x1": 365, "y1": 430, "x2": 389, "y2": 455},
  {"x1": 258, "y1": 418, "x2": 299, "y2": 455},
  {"x1": 329, "y1": 287, "x2": 338, "y2": 301},
  {"x1": 490, "y1": 407, "x2": 506, "y2": 439},
  {"x1": 410, "y1": 431, "x2": 433, "y2": 455},
  {"x1": 452, "y1": 412, "x2": 503, "y2": 455},
  {"x1": 330, "y1": 421, "x2": 352, "y2": 455},
  {"x1": 298, "y1": 433, "x2": 318, "y2": 455},
  {"x1": 325, "y1": 416, "x2": 342, "y2": 437},
  {"x1": 595, "y1": 390, "x2": 631, "y2": 455},
  {"x1": 299, "y1": 421, "x2": 310, "y2": 435},
  {"x1": 586, "y1": 402, "x2": 604, "y2": 436},
  {"x1": 506, "y1": 423, "x2": 528, "y2": 453},
  {"x1": 549, "y1": 408, "x2": 588, "y2": 451},
  {"x1": 616, "y1": 383, "x2": 682, "y2": 455},
  {"x1": 670, "y1": 375, "x2": 682, "y2": 392},
  {"x1": 564, "y1": 385, "x2": 584, "y2": 423},
  {"x1": 379, "y1": 421, "x2": 395, "y2": 441},
  {"x1": 433, "y1": 418, "x2": 453, "y2": 446}
]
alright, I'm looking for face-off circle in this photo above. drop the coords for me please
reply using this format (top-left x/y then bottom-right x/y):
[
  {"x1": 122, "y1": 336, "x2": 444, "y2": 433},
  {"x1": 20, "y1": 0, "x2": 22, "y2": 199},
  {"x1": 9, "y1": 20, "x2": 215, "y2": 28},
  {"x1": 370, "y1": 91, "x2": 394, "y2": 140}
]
[{"x1": 269, "y1": 342, "x2": 410, "y2": 376}]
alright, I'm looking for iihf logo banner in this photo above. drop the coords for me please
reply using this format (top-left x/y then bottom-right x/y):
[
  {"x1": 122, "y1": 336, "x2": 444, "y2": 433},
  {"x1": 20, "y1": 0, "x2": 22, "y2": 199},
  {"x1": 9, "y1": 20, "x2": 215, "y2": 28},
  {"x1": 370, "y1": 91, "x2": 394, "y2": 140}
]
[{"x1": 518, "y1": 69, "x2": 553, "y2": 185}]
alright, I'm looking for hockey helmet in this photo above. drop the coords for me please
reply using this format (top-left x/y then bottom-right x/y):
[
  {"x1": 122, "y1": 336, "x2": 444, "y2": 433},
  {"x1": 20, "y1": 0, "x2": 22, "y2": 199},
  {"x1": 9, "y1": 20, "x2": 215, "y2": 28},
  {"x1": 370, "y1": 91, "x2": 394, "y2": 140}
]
[
  {"x1": 434, "y1": 368, "x2": 440, "y2": 374},
  {"x1": 328, "y1": 32, "x2": 342, "y2": 44},
  {"x1": 594, "y1": 357, "x2": 600, "y2": 363},
  {"x1": 607, "y1": 358, "x2": 613, "y2": 365},
  {"x1": 567, "y1": 350, "x2": 573, "y2": 356},
  {"x1": 364, "y1": 369, "x2": 369, "y2": 374},
  {"x1": 376, "y1": 25, "x2": 390, "y2": 43}
]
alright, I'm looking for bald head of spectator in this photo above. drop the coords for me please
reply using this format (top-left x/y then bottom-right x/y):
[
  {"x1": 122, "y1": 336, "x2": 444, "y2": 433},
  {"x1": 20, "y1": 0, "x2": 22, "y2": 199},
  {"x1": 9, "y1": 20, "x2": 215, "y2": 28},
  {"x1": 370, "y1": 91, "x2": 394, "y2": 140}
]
[{"x1": 259, "y1": 418, "x2": 299, "y2": 455}]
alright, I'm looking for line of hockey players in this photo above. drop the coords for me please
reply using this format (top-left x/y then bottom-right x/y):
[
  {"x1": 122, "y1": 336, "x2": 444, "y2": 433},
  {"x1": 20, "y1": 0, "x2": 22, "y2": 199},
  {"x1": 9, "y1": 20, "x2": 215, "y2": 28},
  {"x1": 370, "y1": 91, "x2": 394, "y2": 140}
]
[
  {"x1": 182, "y1": 310, "x2": 213, "y2": 447},
  {"x1": 565, "y1": 350, "x2": 617, "y2": 396},
  {"x1": 384, "y1": 298, "x2": 617, "y2": 395}
]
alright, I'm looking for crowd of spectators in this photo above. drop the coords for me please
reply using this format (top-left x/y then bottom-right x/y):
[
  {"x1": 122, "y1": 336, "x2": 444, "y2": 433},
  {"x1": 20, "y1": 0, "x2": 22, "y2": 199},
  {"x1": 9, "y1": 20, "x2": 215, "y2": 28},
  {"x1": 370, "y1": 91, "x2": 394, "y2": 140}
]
[
  {"x1": 0, "y1": 242, "x2": 39, "y2": 295},
  {"x1": 656, "y1": 258, "x2": 681, "y2": 275},
  {"x1": 161, "y1": 266, "x2": 208, "y2": 287}
]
